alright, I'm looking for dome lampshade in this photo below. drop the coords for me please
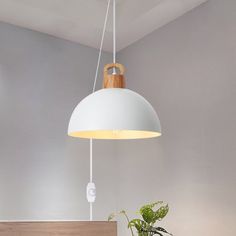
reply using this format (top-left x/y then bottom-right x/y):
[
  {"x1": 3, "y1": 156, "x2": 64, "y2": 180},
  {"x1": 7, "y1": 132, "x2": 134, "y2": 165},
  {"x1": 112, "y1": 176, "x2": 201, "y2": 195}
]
[{"x1": 68, "y1": 63, "x2": 161, "y2": 139}]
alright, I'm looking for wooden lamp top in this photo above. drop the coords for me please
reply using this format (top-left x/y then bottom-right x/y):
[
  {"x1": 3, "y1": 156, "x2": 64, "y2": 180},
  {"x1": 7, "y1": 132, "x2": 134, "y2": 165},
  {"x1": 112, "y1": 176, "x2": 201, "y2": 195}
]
[{"x1": 103, "y1": 63, "x2": 125, "y2": 88}]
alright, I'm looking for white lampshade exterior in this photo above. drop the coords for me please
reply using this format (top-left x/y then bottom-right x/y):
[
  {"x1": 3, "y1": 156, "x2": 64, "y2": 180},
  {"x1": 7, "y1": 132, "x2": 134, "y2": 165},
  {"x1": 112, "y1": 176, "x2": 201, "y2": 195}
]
[{"x1": 68, "y1": 88, "x2": 161, "y2": 139}]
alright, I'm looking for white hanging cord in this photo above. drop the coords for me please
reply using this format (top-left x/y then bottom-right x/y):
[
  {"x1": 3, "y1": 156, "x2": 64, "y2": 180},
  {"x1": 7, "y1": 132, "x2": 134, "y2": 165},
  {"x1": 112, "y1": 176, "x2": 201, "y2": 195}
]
[
  {"x1": 89, "y1": 137, "x2": 93, "y2": 221},
  {"x1": 88, "y1": 0, "x2": 111, "y2": 222},
  {"x1": 92, "y1": 0, "x2": 111, "y2": 93},
  {"x1": 90, "y1": 139, "x2": 93, "y2": 182},
  {"x1": 113, "y1": 0, "x2": 116, "y2": 64},
  {"x1": 90, "y1": 203, "x2": 93, "y2": 221},
  {"x1": 113, "y1": 0, "x2": 116, "y2": 74}
]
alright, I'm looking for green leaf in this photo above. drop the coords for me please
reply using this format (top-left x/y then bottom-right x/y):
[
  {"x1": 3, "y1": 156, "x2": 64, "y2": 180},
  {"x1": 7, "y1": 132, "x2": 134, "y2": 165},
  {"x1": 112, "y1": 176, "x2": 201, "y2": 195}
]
[
  {"x1": 141, "y1": 207, "x2": 155, "y2": 223},
  {"x1": 128, "y1": 219, "x2": 148, "y2": 232},
  {"x1": 108, "y1": 213, "x2": 115, "y2": 221},
  {"x1": 140, "y1": 226, "x2": 164, "y2": 236},
  {"x1": 139, "y1": 201, "x2": 163, "y2": 224},
  {"x1": 154, "y1": 204, "x2": 169, "y2": 221},
  {"x1": 140, "y1": 202, "x2": 163, "y2": 214},
  {"x1": 150, "y1": 226, "x2": 173, "y2": 236}
]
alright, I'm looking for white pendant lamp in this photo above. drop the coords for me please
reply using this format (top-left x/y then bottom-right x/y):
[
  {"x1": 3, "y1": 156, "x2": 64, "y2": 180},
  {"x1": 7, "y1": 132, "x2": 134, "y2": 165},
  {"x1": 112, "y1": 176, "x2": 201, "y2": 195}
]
[
  {"x1": 68, "y1": 1, "x2": 161, "y2": 140},
  {"x1": 68, "y1": 88, "x2": 161, "y2": 139}
]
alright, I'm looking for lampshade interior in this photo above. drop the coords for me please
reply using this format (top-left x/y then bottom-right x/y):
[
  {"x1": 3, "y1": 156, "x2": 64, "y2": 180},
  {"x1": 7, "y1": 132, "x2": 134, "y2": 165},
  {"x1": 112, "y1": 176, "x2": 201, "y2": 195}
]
[{"x1": 68, "y1": 130, "x2": 161, "y2": 139}]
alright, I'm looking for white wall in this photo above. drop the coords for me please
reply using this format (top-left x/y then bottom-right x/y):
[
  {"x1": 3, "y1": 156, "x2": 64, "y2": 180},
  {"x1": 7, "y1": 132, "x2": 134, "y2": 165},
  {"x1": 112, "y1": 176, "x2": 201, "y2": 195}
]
[
  {"x1": 116, "y1": 0, "x2": 236, "y2": 236},
  {"x1": 0, "y1": 22, "x2": 116, "y2": 221}
]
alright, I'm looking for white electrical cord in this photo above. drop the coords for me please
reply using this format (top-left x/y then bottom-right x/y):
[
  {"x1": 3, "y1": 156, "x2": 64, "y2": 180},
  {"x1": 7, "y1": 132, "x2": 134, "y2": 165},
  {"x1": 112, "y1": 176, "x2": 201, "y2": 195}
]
[
  {"x1": 113, "y1": 0, "x2": 116, "y2": 65},
  {"x1": 92, "y1": 0, "x2": 111, "y2": 93},
  {"x1": 88, "y1": 0, "x2": 112, "y2": 221},
  {"x1": 90, "y1": 139, "x2": 93, "y2": 183},
  {"x1": 89, "y1": 139, "x2": 93, "y2": 221}
]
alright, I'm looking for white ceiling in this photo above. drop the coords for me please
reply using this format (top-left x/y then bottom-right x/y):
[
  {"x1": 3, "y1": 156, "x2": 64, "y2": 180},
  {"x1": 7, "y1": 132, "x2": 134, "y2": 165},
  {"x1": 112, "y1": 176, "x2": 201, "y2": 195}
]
[{"x1": 0, "y1": 0, "x2": 207, "y2": 52}]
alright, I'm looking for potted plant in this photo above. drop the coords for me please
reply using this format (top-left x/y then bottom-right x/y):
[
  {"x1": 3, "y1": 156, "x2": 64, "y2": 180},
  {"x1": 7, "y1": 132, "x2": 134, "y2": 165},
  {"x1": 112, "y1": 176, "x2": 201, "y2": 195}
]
[{"x1": 108, "y1": 201, "x2": 172, "y2": 236}]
